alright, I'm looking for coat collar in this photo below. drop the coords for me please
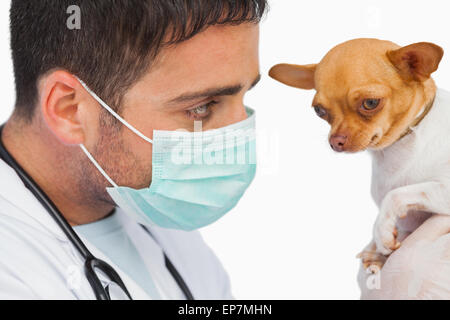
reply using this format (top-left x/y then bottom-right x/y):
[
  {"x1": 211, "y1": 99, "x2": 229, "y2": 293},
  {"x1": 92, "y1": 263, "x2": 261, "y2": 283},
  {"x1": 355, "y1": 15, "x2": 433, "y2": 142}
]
[{"x1": 0, "y1": 157, "x2": 68, "y2": 241}]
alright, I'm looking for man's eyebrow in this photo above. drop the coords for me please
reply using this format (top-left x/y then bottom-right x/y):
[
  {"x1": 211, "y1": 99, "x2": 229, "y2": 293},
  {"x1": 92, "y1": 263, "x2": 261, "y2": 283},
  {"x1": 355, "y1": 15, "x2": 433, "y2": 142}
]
[
  {"x1": 167, "y1": 74, "x2": 261, "y2": 104},
  {"x1": 249, "y1": 73, "x2": 262, "y2": 90}
]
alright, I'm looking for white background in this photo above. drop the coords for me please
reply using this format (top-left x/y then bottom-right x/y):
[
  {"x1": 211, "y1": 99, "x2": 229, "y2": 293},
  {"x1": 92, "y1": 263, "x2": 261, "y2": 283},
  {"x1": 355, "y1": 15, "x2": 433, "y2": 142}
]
[{"x1": 1, "y1": 0, "x2": 449, "y2": 299}]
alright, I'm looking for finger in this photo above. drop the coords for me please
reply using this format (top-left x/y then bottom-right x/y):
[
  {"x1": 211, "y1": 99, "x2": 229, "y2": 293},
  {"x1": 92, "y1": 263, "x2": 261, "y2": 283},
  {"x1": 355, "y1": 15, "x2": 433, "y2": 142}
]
[{"x1": 402, "y1": 215, "x2": 450, "y2": 246}]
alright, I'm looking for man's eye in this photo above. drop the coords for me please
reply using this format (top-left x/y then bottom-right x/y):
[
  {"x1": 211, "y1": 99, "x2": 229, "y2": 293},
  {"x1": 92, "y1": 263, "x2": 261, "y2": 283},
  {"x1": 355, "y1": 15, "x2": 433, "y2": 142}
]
[
  {"x1": 192, "y1": 105, "x2": 208, "y2": 115},
  {"x1": 313, "y1": 105, "x2": 327, "y2": 118},
  {"x1": 361, "y1": 99, "x2": 380, "y2": 111},
  {"x1": 186, "y1": 100, "x2": 218, "y2": 120}
]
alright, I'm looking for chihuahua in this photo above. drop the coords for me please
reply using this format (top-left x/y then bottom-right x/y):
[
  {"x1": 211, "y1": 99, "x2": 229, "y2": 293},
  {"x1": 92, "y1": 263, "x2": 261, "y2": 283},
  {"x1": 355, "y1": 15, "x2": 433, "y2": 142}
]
[{"x1": 269, "y1": 38, "x2": 450, "y2": 271}]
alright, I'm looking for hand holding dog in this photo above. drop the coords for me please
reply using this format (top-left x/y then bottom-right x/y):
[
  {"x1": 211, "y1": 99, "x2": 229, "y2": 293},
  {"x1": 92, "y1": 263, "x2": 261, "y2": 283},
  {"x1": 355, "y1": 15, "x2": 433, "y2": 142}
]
[{"x1": 358, "y1": 215, "x2": 450, "y2": 299}]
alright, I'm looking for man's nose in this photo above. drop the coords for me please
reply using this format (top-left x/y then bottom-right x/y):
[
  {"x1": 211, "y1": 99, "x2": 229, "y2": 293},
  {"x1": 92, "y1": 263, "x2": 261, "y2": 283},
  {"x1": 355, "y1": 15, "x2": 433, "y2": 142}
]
[
  {"x1": 329, "y1": 134, "x2": 347, "y2": 152},
  {"x1": 226, "y1": 105, "x2": 248, "y2": 126}
]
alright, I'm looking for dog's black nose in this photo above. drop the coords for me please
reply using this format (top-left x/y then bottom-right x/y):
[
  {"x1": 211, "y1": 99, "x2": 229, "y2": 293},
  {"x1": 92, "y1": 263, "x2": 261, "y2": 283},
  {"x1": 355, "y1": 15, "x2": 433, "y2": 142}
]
[{"x1": 330, "y1": 134, "x2": 347, "y2": 152}]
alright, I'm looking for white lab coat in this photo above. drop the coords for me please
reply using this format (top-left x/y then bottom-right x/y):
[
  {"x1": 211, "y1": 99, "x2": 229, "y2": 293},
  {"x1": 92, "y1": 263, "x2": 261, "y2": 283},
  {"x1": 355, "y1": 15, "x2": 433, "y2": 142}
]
[{"x1": 0, "y1": 158, "x2": 233, "y2": 300}]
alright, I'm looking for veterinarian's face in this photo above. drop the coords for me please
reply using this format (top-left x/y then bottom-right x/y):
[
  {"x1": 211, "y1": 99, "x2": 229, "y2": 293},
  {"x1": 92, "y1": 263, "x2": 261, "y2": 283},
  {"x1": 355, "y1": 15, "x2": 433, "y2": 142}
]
[{"x1": 90, "y1": 23, "x2": 261, "y2": 193}]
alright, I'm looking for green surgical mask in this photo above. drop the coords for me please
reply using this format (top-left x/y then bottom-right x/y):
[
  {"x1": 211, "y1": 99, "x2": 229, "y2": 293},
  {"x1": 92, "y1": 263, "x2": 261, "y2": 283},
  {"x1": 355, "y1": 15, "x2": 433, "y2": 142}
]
[{"x1": 78, "y1": 78, "x2": 257, "y2": 231}]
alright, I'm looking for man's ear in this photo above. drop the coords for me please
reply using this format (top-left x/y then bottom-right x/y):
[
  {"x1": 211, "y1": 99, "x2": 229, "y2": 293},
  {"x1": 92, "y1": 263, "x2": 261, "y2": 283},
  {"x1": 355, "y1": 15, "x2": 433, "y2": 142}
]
[
  {"x1": 387, "y1": 42, "x2": 444, "y2": 82},
  {"x1": 40, "y1": 70, "x2": 86, "y2": 145},
  {"x1": 269, "y1": 63, "x2": 317, "y2": 90}
]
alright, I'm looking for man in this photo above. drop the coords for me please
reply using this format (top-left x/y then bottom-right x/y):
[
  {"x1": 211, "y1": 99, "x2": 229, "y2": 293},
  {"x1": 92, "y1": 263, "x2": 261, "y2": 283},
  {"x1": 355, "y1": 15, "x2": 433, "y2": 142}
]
[
  {"x1": 0, "y1": 0, "x2": 266, "y2": 299},
  {"x1": 1, "y1": 0, "x2": 449, "y2": 301}
]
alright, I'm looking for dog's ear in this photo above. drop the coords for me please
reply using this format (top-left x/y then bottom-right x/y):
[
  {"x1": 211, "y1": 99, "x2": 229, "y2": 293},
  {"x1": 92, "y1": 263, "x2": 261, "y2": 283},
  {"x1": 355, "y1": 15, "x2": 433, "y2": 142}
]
[
  {"x1": 387, "y1": 42, "x2": 444, "y2": 82},
  {"x1": 269, "y1": 63, "x2": 317, "y2": 89}
]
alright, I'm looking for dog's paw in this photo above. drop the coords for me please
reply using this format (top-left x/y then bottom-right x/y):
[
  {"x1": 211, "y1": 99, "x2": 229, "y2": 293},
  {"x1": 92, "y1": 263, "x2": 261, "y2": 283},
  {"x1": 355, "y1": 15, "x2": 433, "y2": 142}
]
[
  {"x1": 357, "y1": 242, "x2": 388, "y2": 273},
  {"x1": 373, "y1": 215, "x2": 402, "y2": 255},
  {"x1": 373, "y1": 194, "x2": 407, "y2": 255}
]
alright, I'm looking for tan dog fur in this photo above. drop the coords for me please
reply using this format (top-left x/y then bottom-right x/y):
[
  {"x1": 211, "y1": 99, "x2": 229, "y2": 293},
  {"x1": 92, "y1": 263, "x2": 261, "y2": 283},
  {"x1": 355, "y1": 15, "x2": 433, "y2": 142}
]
[{"x1": 269, "y1": 38, "x2": 446, "y2": 270}]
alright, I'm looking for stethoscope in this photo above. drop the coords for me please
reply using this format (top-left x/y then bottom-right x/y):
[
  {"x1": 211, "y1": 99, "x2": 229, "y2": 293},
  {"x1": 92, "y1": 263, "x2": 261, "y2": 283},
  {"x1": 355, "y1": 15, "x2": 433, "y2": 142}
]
[{"x1": 0, "y1": 125, "x2": 194, "y2": 300}]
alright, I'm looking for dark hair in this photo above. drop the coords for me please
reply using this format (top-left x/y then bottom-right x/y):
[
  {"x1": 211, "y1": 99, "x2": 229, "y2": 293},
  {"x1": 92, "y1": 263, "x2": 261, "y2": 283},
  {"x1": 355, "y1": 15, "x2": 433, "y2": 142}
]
[{"x1": 10, "y1": 0, "x2": 268, "y2": 122}]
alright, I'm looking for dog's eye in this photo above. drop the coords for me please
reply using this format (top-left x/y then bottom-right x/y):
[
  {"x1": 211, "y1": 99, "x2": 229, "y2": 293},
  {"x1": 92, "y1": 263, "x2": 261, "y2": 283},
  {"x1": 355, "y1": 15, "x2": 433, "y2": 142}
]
[
  {"x1": 314, "y1": 105, "x2": 327, "y2": 118},
  {"x1": 361, "y1": 99, "x2": 380, "y2": 111}
]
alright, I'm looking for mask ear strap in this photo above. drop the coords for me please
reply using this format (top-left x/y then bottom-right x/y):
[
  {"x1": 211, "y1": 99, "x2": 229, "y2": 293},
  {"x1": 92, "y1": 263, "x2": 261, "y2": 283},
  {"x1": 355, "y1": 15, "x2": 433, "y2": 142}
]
[
  {"x1": 80, "y1": 144, "x2": 119, "y2": 188},
  {"x1": 76, "y1": 77, "x2": 153, "y2": 145}
]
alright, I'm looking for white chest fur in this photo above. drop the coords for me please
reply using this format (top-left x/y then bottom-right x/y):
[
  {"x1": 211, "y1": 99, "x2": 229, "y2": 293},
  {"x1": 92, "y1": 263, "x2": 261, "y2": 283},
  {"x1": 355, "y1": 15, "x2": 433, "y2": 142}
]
[{"x1": 369, "y1": 88, "x2": 450, "y2": 232}]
